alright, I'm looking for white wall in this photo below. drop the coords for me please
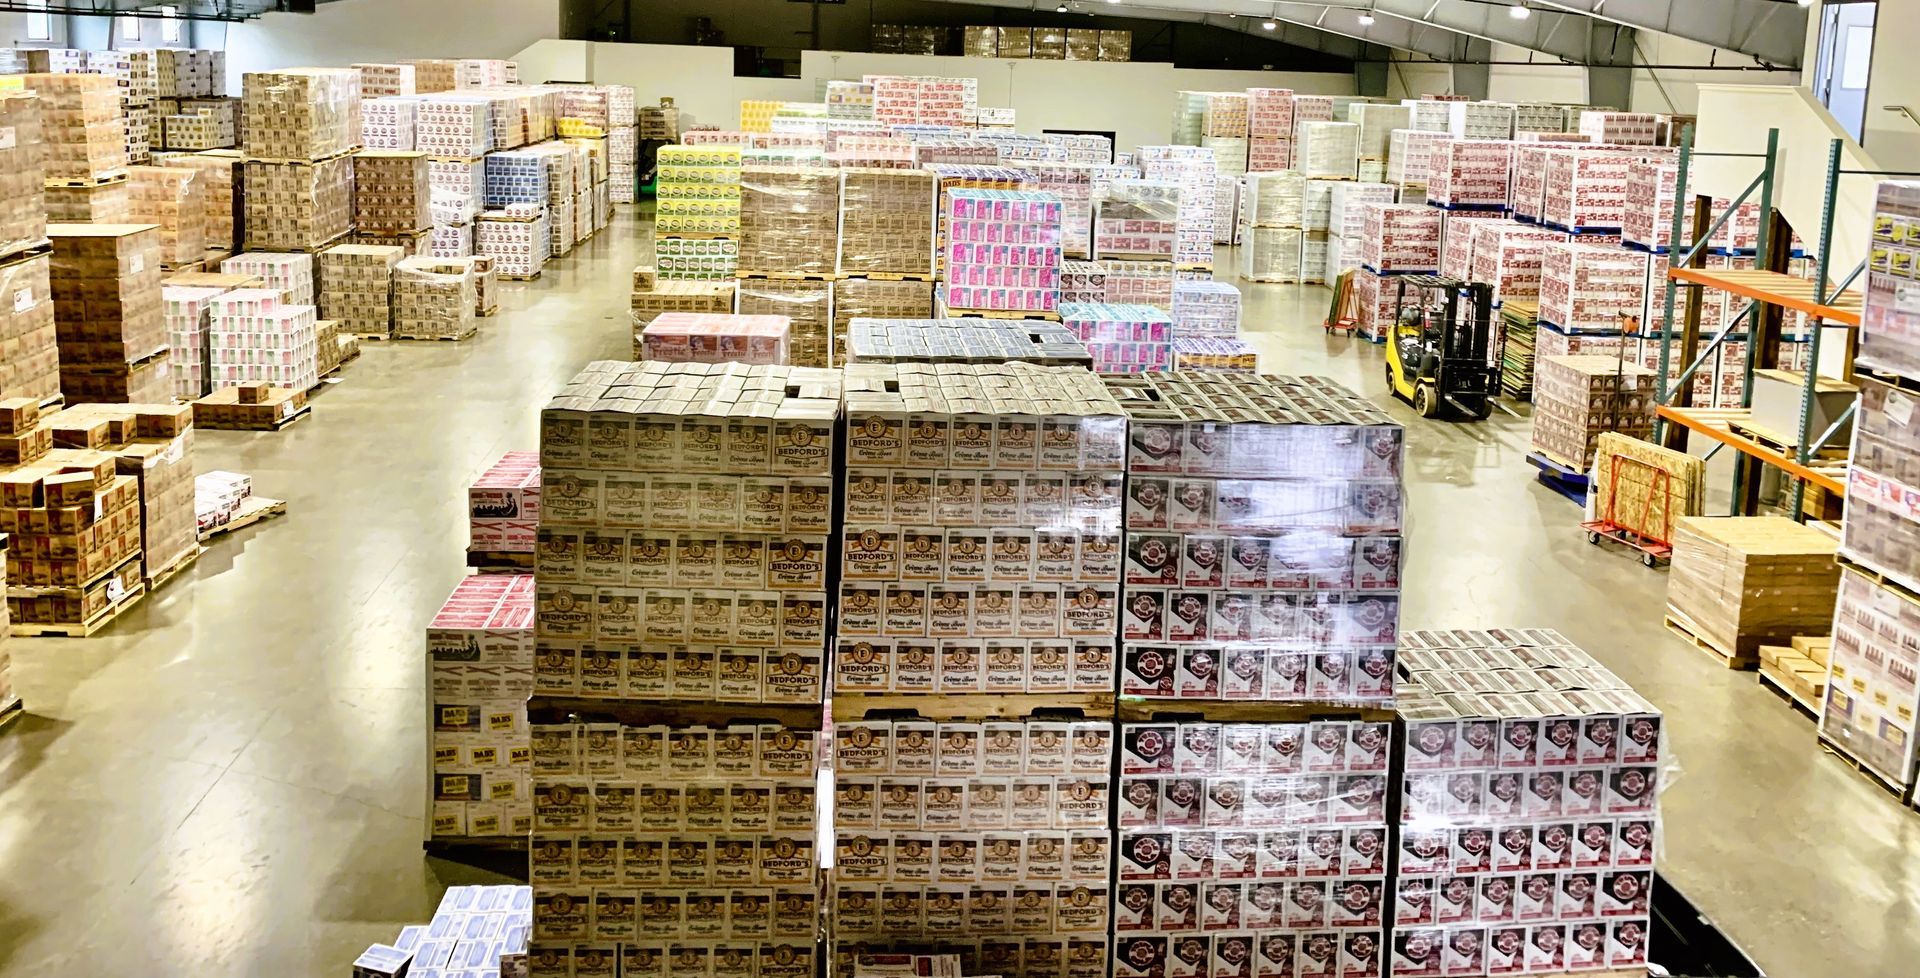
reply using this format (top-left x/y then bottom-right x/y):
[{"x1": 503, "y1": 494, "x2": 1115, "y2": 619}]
[
  {"x1": 1383, "y1": 38, "x2": 1799, "y2": 111},
  {"x1": 219, "y1": 0, "x2": 560, "y2": 92},
  {"x1": 519, "y1": 40, "x2": 1354, "y2": 152},
  {"x1": 1862, "y1": 0, "x2": 1920, "y2": 165}
]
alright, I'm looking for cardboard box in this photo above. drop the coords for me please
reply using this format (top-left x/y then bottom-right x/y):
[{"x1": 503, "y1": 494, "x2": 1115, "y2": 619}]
[
  {"x1": 241, "y1": 156, "x2": 353, "y2": 252},
  {"x1": 1667, "y1": 517, "x2": 1840, "y2": 660},
  {"x1": 241, "y1": 67, "x2": 361, "y2": 162},
  {"x1": 317, "y1": 244, "x2": 402, "y2": 338}
]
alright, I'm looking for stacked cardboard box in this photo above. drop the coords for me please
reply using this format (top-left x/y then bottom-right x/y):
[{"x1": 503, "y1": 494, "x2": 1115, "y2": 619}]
[
  {"x1": 1578, "y1": 111, "x2": 1660, "y2": 146},
  {"x1": 207, "y1": 288, "x2": 319, "y2": 390},
  {"x1": 221, "y1": 252, "x2": 313, "y2": 305},
  {"x1": 1295, "y1": 121, "x2": 1361, "y2": 180},
  {"x1": 1667, "y1": 517, "x2": 1839, "y2": 662},
  {"x1": 1394, "y1": 629, "x2": 1661, "y2": 976},
  {"x1": 353, "y1": 63, "x2": 417, "y2": 98},
  {"x1": 1098, "y1": 260, "x2": 1176, "y2": 309},
  {"x1": 1385, "y1": 128, "x2": 1444, "y2": 201},
  {"x1": 427, "y1": 573, "x2": 536, "y2": 840},
  {"x1": 1529, "y1": 355, "x2": 1655, "y2": 469},
  {"x1": 401, "y1": 59, "x2": 458, "y2": 94},
  {"x1": 1059, "y1": 303, "x2": 1173, "y2": 374},
  {"x1": 1246, "y1": 88, "x2": 1295, "y2": 172},
  {"x1": 0, "y1": 534, "x2": 8, "y2": 702},
  {"x1": 362, "y1": 97, "x2": 416, "y2": 151},
  {"x1": 1169, "y1": 280, "x2": 1240, "y2": 337},
  {"x1": 192, "y1": 385, "x2": 307, "y2": 430},
  {"x1": 831, "y1": 361, "x2": 1121, "y2": 976},
  {"x1": 242, "y1": 155, "x2": 353, "y2": 251},
  {"x1": 469, "y1": 450, "x2": 540, "y2": 561},
  {"x1": 241, "y1": 67, "x2": 361, "y2": 161},
  {"x1": 0, "y1": 96, "x2": 55, "y2": 403},
  {"x1": 655, "y1": 238, "x2": 738, "y2": 282},
  {"x1": 416, "y1": 95, "x2": 492, "y2": 158},
  {"x1": 1542, "y1": 147, "x2": 1671, "y2": 231},
  {"x1": 529, "y1": 361, "x2": 837, "y2": 977},
  {"x1": 842, "y1": 318, "x2": 1090, "y2": 366},
  {"x1": 42, "y1": 402, "x2": 198, "y2": 585},
  {"x1": 27, "y1": 73, "x2": 127, "y2": 182},
  {"x1": 831, "y1": 281, "x2": 937, "y2": 364},
  {"x1": 1354, "y1": 204, "x2": 1442, "y2": 274},
  {"x1": 163, "y1": 285, "x2": 227, "y2": 400},
  {"x1": 1094, "y1": 181, "x2": 1180, "y2": 262},
  {"x1": 49, "y1": 224, "x2": 169, "y2": 404},
  {"x1": 1, "y1": 451, "x2": 144, "y2": 627},
  {"x1": 352, "y1": 886, "x2": 530, "y2": 977},
  {"x1": 1425, "y1": 139, "x2": 1515, "y2": 210},
  {"x1": 630, "y1": 280, "x2": 735, "y2": 329},
  {"x1": 1137, "y1": 146, "x2": 1217, "y2": 267},
  {"x1": 159, "y1": 152, "x2": 241, "y2": 254},
  {"x1": 638, "y1": 313, "x2": 791, "y2": 365},
  {"x1": 1538, "y1": 244, "x2": 1649, "y2": 334},
  {"x1": 1104, "y1": 372, "x2": 1402, "y2": 703},
  {"x1": 354, "y1": 150, "x2": 432, "y2": 234},
  {"x1": 737, "y1": 280, "x2": 832, "y2": 369},
  {"x1": 738, "y1": 167, "x2": 840, "y2": 277},
  {"x1": 317, "y1": 244, "x2": 401, "y2": 338},
  {"x1": 475, "y1": 207, "x2": 551, "y2": 280},
  {"x1": 942, "y1": 189, "x2": 1063, "y2": 314},
  {"x1": 160, "y1": 98, "x2": 237, "y2": 151},
  {"x1": 1823, "y1": 568, "x2": 1920, "y2": 792},
  {"x1": 655, "y1": 144, "x2": 742, "y2": 236},
  {"x1": 393, "y1": 256, "x2": 477, "y2": 340},
  {"x1": 1860, "y1": 181, "x2": 1920, "y2": 378},
  {"x1": 1469, "y1": 222, "x2": 1572, "y2": 306},
  {"x1": 1837, "y1": 375, "x2": 1920, "y2": 587},
  {"x1": 125, "y1": 166, "x2": 208, "y2": 266}
]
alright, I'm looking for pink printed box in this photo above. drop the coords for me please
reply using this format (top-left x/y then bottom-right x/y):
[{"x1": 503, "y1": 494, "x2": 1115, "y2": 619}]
[
  {"x1": 469, "y1": 450, "x2": 541, "y2": 554},
  {"x1": 640, "y1": 312, "x2": 791, "y2": 365},
  {"x1": 1356, "y1": 204, "x2": 1443, "y2": 274},
  {"x1": 1426, "y1": 139, "x2": 1515, "y2": 210},
  {"x1": 1538, "y1": 244, "x2": 1650, "y2": 334}
]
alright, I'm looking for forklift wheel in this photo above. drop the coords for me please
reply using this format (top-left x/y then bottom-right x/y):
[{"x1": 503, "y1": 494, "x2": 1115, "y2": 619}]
[{"x1": 1413, "y1": 383, "x2": 1439, "y2": 418}]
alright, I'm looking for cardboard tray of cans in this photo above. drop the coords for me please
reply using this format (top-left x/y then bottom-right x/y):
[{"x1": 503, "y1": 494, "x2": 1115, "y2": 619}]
[
  {"x1": 837, "y1": 168, "x2": 938, "y2": 278},
  {"x1": 1100, "y1": 373, "x2": 1403, "y2": 707},
  {"x1": 469, "y1": 450, "x2": 540, "y2": 560},
  {"x1": 427, "y1": 573, "x2": 537, "y2": 841},
  {"x1": 844, "y1": 318, "x2": 1091, "y2": 367},
  {"x1": 1394, "y1": 628, "x2": 1661, "y2": 977},
  {"x1": 192, "y1": 385, "x2": 308, "y2": 430}
]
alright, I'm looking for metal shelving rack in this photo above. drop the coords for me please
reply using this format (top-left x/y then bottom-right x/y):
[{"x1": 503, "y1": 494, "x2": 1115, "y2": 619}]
[{"x1": 1650, "y1": 127, "x2": 1917, "y2": 519}]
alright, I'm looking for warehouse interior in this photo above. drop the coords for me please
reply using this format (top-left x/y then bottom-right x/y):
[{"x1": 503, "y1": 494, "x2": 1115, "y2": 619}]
[{"x1": 0, "y1": 1, "x2": 1914, "y2": 977}]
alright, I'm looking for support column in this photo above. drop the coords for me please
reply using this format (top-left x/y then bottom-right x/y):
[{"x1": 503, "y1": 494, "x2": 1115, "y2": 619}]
[
  {"x1": 1355, "y1": 61, "x2": 1389, "y2": 98},
  {"x1": 1586, "y1": 24, "x2": 1636, "y2": 108}
]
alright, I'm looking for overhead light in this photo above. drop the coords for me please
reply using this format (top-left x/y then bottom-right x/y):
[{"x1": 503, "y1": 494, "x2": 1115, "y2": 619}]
[
  {"x1": 1509, "y1": 3, "x2": 1530, "y2": 18},
  {"x1": 1107, "y1": 0, "x2": 1121, "y2": 4},
  {"x1": 1796, "y1": 0, "x2": 1813, "y2": 5},
  {"x1": 1262, "y1": 19, "x2": 1277, "y2": 30},
  {"x1": 1357, "y1": 11, "x2": 1375, "y2": 24},
  {"x1": 1056, "y1": 3, "x2": 1067, "y2": 11}
]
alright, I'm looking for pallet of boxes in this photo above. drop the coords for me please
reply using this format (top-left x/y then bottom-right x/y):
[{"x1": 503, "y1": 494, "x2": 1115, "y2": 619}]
[
  {"x1": 1664, "y1": 517, "x2": 1840, "y2": 670},
  {"x1": 0, "y1": 91, "x2": 60, "y2": 412},
  {"x1": 829, "y1": 361, "x2": 1123, "y2": 977},
  {"x1": 37, "y1": 402, "x2": 201, "y2": 592},
  {"x1": 240, "y1": 68, "x2": 360, "y2": 255},
  {"x1": 524, "y1": 360, "x2": 837, "y2": 976},
  {"x1": 0, "y1": 399, "x2": 149, "y2": 637},
  {"x1": 49, "y1": 224, "x2": 172, "y2": 404},
  {"x1": 628, "y1": 265, "x2": 734, "y2": 356},
  {"x1": 185, "y1": 252, "x2": 319, "y2": 421},
  {"x1": 394, "y1": 256, "x2": 479, "y2": 341},
  {"x1": 33, "y1": 72, "x2": 132, "y2": 227}
]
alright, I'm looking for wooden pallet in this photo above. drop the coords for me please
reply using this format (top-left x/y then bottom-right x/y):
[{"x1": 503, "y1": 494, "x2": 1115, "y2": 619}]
[
  {"x1": 942, "y1": 309, "x2": 1063, "y2": 322},
  {"x1": 198, "y1": 404, "x2": 311, "y2": 432},
  {"x1": 0, "y1": 241, "x2": 53, "y2": 269},
  {"x1": 498, "y1": 271, "x2": 541, "y2": 282},
  {"x1": 0, "y1": 696, "x2": 22, "y2": 733},
  {"x1": 1662, "y1": 613, "x2": 1759, "y2": 669},
  {"x1": 244, "y1": 147, "x2": 362, "y2": 166},
  {"x1": 146, "y1": 545, "x2": 204, "y2": 592},
  {"x1": 844, "y1": 271, "x2": 936, "y2": 282},
  {"x1": 393, "y1": 329, "x2": 479, "y2": 341},
  {"x1": 242, "y1": 232, "x2": 352, "y2": 255},
  {"x1": 199, "y1": 496, "x2": 287, "y2": 542},
  {"x1": 527, "y1": 695, "x2": 822, "y2": 730},
  {"x1": 45, "y1": 170, "x2": 129, "y2": 188},
  {"x1": 1757, "y1": 664, "x2": 1822, "y2": 721},
  {"x1": 738, "y1": 271, "x2": 839, "y2": 282},
  {"x1": 466, "y1": 549, "x2": 534, "y2": 572},
  {"x1": 654, "y1": 231, "x2": 736, "y2": 240},
  {"x1": 831, "y1": 691, "x2": 1113, "y2": 722},
  {"x1": 1817, "y1": 733, "x2": 1910, "y2": 800},
  {"x1": 10, "y1": 579, "x2": 148, "y2": 638},
  {"x1": 352, "y1": 331, "x2": 394, "y2": 342},
  {"x1": 424, "y1": 834, "x2": 529, "y2": 855},
  {"x1": 1116, "y1": 697, "x2": 1396, "y2": 724}
]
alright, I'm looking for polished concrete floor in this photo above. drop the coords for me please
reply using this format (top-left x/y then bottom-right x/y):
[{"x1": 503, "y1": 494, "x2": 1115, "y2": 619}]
[{"x1": 0, "y1": 209, "x2": 1912, "y2": 975}]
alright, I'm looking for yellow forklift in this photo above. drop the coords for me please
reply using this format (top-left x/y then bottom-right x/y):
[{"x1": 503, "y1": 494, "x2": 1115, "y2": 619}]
[{"x1": 1384, "y1": 274, "x2": 1499, "y2": 420}]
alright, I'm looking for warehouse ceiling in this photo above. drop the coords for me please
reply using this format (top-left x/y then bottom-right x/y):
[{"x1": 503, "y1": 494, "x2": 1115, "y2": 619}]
[
  {"x1": 0, "y1": 0, "x2": 345, "y2": 21},
  {"x1": 915, "y1": 0, "x2": 1808, "y2": 68}
]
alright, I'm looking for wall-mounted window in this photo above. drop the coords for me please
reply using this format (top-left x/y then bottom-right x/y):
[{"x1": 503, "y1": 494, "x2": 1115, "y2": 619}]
[
  {"x1": 160, "y1": 5, "x2": 184, "y2": 44},
  {"x1": 120, "y1": 15, "x2": 142, "y2": 42},
  {"x1": 26, "y1": 0, "x2": 52, "y2": 42}
]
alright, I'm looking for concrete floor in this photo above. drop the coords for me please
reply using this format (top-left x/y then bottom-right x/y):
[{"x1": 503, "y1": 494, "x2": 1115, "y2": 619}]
[{"x1": 0, "y1": 209, "x2": 1913, "y2": 975}]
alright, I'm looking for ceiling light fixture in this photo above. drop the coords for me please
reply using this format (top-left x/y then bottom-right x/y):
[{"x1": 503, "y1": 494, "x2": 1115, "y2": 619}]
[
  {"x1": 1510, "y1": 3, "x2": 1531, "y2": 18},
  {"x1": 1796, "y1": 0, "x2": 1813, "y2": 6},
  {"x1": 1262, "y1": 19, "x2": 1277, "y2": 30},
  {"x1": 1357, "y1": 10, "x2": 1375, "y2": 24},
  {"x1": 1056, "y1": 3, "x2": 1067, "y2": 11}
]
